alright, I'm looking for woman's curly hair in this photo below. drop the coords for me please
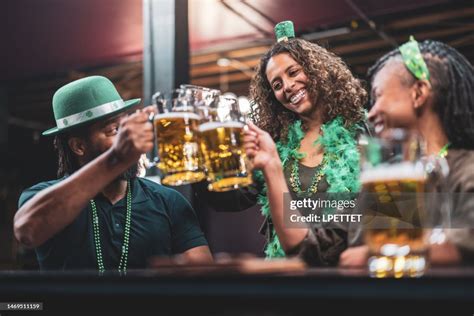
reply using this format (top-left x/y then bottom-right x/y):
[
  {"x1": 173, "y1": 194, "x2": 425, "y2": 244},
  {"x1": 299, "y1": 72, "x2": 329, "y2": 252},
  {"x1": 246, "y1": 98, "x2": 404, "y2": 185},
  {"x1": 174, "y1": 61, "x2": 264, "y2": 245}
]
[{"x1": 249, "y1": 38, "x2": 367, "y2": 141}]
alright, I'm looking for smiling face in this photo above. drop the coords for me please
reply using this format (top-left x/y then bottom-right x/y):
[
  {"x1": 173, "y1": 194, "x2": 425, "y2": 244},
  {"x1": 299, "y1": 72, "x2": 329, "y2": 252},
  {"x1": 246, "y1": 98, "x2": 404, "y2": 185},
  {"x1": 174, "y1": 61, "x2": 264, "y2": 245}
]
[
  {"x1": 368, "y1": 59, "x2": 419, "y2": 134},
  {"x1": 70, "y1": 111, "x2": 138, "y2": 179},
  {"x1": 83, "y1": 113, "x2": 126, "y2": 161},
  {"x1": 265, "y1": 53, "x2": 316, "y2": 118}
]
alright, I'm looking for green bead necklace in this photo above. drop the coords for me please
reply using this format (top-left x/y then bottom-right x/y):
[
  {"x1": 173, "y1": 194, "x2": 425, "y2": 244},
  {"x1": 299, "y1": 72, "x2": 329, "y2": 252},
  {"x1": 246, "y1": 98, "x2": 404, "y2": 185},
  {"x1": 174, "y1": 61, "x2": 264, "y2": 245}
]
[
  {"x1": 90, "y1": 180, "x2": 132, "y2": 273},
  {"x1": 438, "y1": 143, "x2": 450, "y2": 158},
  {"x1": 289, "y1": 154, "x2": 327, "y2": 197}
]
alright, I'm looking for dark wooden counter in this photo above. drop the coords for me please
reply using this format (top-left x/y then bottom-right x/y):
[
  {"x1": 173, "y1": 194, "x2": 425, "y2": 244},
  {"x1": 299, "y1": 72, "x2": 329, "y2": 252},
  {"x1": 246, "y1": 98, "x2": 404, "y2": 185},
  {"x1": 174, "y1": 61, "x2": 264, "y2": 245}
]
[{"x1": 0, "y1": 267, "x2": 473, "y2": 315}]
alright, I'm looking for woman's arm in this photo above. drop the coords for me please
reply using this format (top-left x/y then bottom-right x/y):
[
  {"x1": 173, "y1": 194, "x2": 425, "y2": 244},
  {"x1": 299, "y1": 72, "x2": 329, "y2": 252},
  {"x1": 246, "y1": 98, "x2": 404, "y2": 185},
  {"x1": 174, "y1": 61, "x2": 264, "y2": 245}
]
[{"x1": 244, "y1": 122, "x2": 308, "y2": 252}]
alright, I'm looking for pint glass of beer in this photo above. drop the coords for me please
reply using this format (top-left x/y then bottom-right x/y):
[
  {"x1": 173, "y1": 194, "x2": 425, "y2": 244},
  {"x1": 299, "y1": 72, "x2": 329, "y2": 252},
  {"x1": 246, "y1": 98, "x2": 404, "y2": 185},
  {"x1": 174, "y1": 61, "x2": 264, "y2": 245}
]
[
  {"x1": 359, "y1": 129, "x2": 431, "y2": 277},
  {"x1": 198, "y1": 96, "x2": 253, "y2": 192},
  {"x1": 151, "y1": 90, "x2": 206, "y2": 186}
]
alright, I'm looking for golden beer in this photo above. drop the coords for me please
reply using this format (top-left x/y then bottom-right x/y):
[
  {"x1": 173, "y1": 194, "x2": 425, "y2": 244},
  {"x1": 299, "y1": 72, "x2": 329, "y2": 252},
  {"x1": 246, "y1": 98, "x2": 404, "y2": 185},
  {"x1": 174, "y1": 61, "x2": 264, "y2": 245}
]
[
  {"x1": 199, "y1": 121, "x2": 252, "y2": 192},
  {"x1": 361, "y1": 163, "x2": 428, "y2": 278},
  {"x1": 154, "y1": 112, "x2": 206, "y2": 186}
]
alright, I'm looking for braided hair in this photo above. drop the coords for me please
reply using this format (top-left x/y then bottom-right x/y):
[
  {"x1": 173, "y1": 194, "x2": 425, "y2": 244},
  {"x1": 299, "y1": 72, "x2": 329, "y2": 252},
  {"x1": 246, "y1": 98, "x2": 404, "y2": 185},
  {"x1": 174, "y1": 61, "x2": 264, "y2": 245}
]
[{"x1": 368, "y1": 40, "x2": 474, "y2": 149}]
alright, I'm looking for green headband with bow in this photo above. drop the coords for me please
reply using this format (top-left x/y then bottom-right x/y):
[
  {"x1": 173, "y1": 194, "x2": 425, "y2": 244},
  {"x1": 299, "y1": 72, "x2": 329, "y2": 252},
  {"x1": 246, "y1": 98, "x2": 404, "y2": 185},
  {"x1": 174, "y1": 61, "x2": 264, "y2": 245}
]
[{"x1": 399, "y1": 36, "x2": 430, "y2": 81}]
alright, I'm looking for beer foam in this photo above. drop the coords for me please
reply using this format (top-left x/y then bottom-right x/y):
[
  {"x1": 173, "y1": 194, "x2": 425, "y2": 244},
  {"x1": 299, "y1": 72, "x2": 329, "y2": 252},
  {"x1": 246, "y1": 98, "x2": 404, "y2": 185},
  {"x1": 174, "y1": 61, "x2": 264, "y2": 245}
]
[
  {"x1": 360, "y1": 162, "x2": 425, "y2": 183},
  {"x1": 198, "y1": 121, "x2": 245, "y2": 132},
  {"x1": 154, "y1": 112, "x2": 201, "y2": 121}
]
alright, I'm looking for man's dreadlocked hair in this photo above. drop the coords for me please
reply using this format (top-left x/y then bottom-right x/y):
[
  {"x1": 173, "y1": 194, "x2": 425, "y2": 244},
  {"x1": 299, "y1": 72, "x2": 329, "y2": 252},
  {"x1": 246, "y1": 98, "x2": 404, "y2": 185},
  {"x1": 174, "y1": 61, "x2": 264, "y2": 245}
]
[
  {"x1": 53, "y1": 127, "x2": 89, "y2": 178},
  {"x1": 368, "y1": 40, "x2": 474, "y2": 150}
]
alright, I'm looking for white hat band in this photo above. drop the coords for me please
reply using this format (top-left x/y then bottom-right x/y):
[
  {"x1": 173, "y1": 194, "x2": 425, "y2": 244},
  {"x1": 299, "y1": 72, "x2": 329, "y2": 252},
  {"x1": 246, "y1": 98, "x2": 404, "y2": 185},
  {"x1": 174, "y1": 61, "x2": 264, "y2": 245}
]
[{"x1": 56, "y1": 99, "x2": 126, "y2": 129}]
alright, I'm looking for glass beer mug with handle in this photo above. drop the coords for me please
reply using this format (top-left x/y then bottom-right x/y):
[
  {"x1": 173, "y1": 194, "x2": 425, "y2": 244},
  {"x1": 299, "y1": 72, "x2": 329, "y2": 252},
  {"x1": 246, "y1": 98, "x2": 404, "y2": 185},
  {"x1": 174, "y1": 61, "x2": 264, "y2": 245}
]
[
  {"x1": 179, "y1": 84, "x2": 221, "y2": 122},
  {"x1": 149, "y1": 89, "x2": 206, "y2": 186},
  {"x1": 179, "y1": 84, "x2": 220, "y2": 107},
  {"x1": 198, "y1": 95, "x2": 253, "y2": 192},
  {"x1": 358, "y1": 129, "x2": 449, "y2": 278}
]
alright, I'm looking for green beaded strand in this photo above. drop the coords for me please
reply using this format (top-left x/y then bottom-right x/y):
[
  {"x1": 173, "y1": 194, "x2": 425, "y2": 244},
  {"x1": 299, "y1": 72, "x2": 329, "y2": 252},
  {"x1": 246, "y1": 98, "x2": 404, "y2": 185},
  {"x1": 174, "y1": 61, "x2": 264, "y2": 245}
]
[
  {"x1": 90, "y1": 180, "x2": 132, "y2": 273},
  {"x1": 438, "y1": 143, "x2": 450, "y2": 158},
  {"x1": 289, "y1": 154, "x2": 327, "y2": 197}
]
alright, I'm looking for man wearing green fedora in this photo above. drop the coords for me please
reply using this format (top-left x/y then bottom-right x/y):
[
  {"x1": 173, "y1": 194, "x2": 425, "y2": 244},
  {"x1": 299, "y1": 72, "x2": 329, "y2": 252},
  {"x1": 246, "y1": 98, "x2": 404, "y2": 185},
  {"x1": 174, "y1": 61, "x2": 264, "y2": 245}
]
[{"x1": 14, "y1": 76, "x2": 212, "y2": 271}]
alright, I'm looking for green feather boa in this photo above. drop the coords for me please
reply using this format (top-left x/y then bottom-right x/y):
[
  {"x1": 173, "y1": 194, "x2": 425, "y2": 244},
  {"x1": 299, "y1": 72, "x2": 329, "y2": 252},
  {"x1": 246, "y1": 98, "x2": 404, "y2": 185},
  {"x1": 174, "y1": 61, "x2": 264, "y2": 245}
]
[{"x1": 255, "y1": 116, "x2": 362, "y2": 258}]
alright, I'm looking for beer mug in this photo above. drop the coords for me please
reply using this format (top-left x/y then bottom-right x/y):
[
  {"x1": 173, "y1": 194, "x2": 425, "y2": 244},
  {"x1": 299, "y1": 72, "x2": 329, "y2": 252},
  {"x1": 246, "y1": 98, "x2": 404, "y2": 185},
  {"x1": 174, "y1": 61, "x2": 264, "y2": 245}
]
[
  {"x1": 179, "y1": 84, "x2": 221, "y2": 121},
  {"x1": 198, "y1": 96, "x2": 253, "y2": 192},
  {"x1": 359, "y1": 129, "x2": 448, "y2": 278},
  {"x1": 179, "y1": 84, "x2": 220, "y2": 107},
  {"x1": 150, "y1": 89, "x2": 206, "y2": 186}
]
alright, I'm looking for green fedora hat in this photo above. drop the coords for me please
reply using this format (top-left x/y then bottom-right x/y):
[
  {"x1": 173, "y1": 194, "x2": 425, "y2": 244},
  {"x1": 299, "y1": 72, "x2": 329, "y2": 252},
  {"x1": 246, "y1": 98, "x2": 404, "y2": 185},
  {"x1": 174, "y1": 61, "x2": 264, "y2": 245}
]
[{"x1": 43, "y1": 76, "x2": 141, "y2": 136}]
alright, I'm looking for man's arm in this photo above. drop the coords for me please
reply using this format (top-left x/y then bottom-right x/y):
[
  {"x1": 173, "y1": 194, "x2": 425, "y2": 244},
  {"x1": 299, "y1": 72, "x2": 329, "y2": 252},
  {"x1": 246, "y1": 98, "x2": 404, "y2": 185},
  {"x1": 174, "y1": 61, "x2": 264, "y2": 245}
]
[
  {"x1": 14, "y1": 109, "x2": 154, "y2": 248},
  {"x1": 181, "y1": 245, "x2": 213, "y2": 263}
]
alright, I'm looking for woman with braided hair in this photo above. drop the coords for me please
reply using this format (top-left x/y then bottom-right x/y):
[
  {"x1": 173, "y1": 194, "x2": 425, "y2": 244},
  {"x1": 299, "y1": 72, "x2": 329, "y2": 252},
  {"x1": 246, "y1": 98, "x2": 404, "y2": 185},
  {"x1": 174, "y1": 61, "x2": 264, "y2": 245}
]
[{"x1": 339, "y1": 38, "x2": 474, "y2": 267}]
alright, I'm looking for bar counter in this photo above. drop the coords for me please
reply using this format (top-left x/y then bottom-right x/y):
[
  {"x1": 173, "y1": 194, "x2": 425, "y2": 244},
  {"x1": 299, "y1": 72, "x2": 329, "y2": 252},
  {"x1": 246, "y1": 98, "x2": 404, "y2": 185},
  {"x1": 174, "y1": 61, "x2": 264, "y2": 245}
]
[{"x1": 1, "y1": 267, "x2": 473, "y2": 315}]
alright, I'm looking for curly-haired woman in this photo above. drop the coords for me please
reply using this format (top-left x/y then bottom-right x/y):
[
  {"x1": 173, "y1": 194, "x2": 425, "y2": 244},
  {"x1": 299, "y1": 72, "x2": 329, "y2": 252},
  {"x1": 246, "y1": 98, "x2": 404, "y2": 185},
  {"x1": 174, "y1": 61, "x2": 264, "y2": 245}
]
[{"x1": 228, "y1": 21, "x2": 368, "y2": 266}]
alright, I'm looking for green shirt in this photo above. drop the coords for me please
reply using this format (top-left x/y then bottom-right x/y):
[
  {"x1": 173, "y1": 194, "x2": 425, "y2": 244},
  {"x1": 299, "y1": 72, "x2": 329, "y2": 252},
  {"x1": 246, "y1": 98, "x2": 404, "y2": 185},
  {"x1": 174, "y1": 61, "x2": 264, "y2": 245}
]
[{"x1": 18, "y1": 177, "x2": 208, "y2": 270}]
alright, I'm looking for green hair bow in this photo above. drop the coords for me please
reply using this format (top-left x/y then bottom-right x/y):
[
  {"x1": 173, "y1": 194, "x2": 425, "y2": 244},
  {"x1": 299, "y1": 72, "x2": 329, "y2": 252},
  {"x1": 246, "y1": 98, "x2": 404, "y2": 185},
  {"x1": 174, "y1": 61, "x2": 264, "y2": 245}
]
[{"x1": 399, "y1": 36, "x2": 430, "y2": 81}]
